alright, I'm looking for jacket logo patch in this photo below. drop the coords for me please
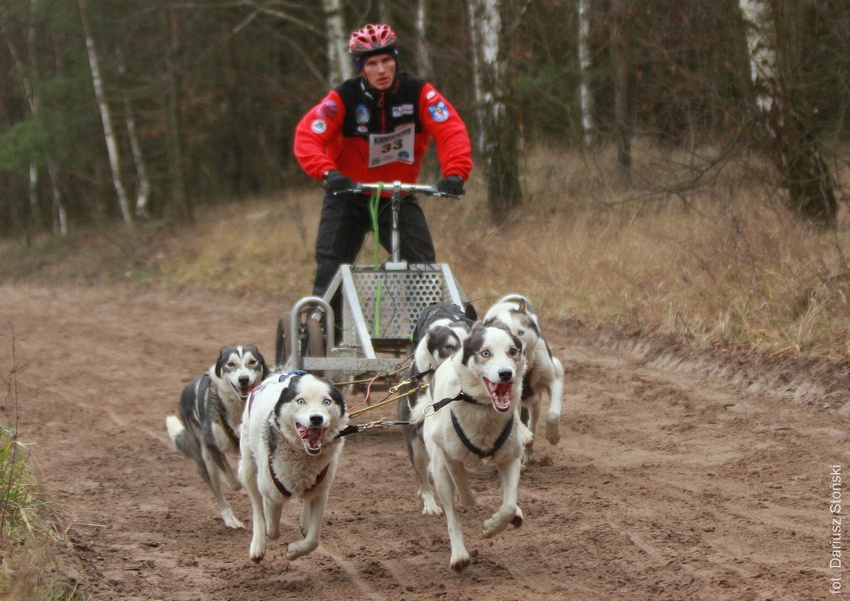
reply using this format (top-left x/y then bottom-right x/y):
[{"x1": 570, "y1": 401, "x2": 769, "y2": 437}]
[
  {"x1": 311, "y1": 119, "x2": 328, "y2": 134},
  {"x1": 392, "y1": 104, "x2": 414, "y2": 118},
  {"x1": 428, "y1": 101, "x2": 450, "y2": 123},
  {"x1": 317, "y1": 100, "x2": 337, "y2": 117},
  {"x1": 356, "y1": 104, "x2": 370, "y2": 124}
]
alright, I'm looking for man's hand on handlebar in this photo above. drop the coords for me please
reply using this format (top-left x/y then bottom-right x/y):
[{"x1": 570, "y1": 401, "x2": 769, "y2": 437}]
[
  {"x1": 435, "y1": 175, "x2": 465, "y2": 197},
  {"x1": 322, "y1": 170, "x2": 354, "y2": 194}
]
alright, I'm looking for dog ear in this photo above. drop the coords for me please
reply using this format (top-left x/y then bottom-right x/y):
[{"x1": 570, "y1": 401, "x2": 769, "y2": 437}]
[
  {"x1": 273, "y1": 376, "x2": 302, "y2": 418},
  {"x1": 248, "y1": 345, "x2": 271, "y2": 379},
  {"x1": 325, "y1": 379, "x2": 346, "y2": 415},
  {"x1": 516, "y1": 298, "x2": 527, "y2": 313},
  {"x1": 215, "y1": 346, "x2": 231, "y2": 378},
  {"x1": 464, "y1": 302, "x2": 478, "y2": 322}
]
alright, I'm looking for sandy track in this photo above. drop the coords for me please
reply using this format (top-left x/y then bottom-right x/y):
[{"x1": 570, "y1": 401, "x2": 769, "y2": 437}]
[{"x1": 1, "y1": 283, "x2": 846, "y2": 600}]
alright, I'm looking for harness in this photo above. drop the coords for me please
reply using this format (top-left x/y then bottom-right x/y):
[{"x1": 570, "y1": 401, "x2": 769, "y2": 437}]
[
  {"x1": 450, "y1": 410, "x2": 515, "y2": 458},
  {"x1": 268, "y1": 456, "x2": 330, "y2": 498},
  {"x1": 197, "y1": 374, "x2": 242, "y2": 448}
]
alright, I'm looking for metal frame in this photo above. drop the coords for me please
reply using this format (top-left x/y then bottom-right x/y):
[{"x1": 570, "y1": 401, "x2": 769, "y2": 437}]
[{"x1": 280, "y1": 181, "x2": 467, "y2": 381}]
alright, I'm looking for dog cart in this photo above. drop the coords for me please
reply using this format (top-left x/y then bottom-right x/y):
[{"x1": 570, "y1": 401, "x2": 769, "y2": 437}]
[{"x1": 275, "y1": 181, "x2": 468, "y2": 385}]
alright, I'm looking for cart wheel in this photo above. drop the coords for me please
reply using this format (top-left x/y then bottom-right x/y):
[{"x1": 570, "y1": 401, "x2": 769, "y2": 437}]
[{"x1": 304, "y1": 317, "x2": 324, "y2": 356}]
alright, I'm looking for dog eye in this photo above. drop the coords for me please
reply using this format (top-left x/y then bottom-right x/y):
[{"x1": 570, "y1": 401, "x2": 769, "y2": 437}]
[
  {"x1": 323, "y1": 399, "x2": 332, "y2": 406},
  {"x1": 480, "y1": 350, "x2": 490, "y2": 358},
  {"x1": 518, "y1": 330, "x2": 526, "y2": 336},
  {"x1": 296, "y1": 398, "x2": 306, "y2": 405},
  {"x1": 510, "y1": 348, "x2": 519, "y2": 356}
]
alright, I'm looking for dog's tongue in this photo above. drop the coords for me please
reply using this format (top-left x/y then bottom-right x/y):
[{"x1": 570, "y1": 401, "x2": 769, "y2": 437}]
[
  {"x1": 233, "y1": 383, "x2": 252, "y2": 400},
  {"x1": 297, "y1": 425, "x2": 327, "y2": 454},
  {"x1": 484, "y1": 379, "x2": 513, "y2": 412}
]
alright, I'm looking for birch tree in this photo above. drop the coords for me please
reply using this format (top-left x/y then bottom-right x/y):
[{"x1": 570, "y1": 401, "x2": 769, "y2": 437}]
[
  {"x1": 415, "y1": 0, "x2": 435, "y2": 78},
  {"x1": 78, "y1": 0, "x2": 132, "y2": 223},
  {"x1": 116, "y1": 48, "x2": 150, "y2": 219},
  {"x1": 322, "y1": 0, "x2": 352, "y2": 85},
  {"x1": 739, "y1": 0, "x2": 837, "y2": 225},
  {"x1": 578, "y1": 0, "x2": 595, "y2": 149},
  {"x1": 468, "y1": 0, "x2": 523, "y2": 224}
]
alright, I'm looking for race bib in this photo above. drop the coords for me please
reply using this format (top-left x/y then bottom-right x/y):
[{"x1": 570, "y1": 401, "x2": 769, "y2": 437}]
[{"x1": 368, "y1": 123, "x2": 415, "y2": 168}]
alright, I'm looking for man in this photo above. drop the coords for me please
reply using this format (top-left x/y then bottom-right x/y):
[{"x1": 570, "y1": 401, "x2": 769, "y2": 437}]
[{"x1": 294, "y1": 23, "x2": 473, "y2": 297}]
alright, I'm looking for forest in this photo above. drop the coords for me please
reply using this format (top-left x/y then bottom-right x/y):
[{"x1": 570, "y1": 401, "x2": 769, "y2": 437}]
[{"x1": 0, "y1": 0, "x2": 848, "y2": 236}]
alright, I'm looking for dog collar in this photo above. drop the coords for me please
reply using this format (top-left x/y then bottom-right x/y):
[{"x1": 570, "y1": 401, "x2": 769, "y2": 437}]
[
  {"x1": 268, "y1": 456, "x2": 329, "y2": 498},
  {"x1": 450, "y1": 410, "x2": 514, "y2": 458}
]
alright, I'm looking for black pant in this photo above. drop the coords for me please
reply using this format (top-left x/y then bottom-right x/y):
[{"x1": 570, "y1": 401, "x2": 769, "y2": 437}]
[{"x1": 312, "y1": 191, "x2": 436, "y2": 296}]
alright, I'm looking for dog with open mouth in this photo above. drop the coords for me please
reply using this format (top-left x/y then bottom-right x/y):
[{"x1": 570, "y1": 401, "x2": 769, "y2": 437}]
[
  {"x1": 397, "y1": 302, "x2": 477, "y2": 515},
  {"x1": 412, "y1": 321, "x2": 528, "y2": 571},
  {"x1": 239, "y1": 371, "x2": 348, "y2": 562},
  {"x1": 166, "y1": 345, "x2": 269, "y2": 529},
  {"x1": 484, "y1": 294, "x2": 564, "y2": 464}
]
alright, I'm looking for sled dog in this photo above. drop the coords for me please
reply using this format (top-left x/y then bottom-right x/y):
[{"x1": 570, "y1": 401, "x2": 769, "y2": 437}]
[
  {"x1": 239, "y1": 371, "x2": 348, "y2": 561},
  {"x1": 398, "y1": 302, "x2": 477, "y2": 515},
  {"x1": 484, "y1": 294, "x2": 564, "y2": 462},
  {"x1": 413, "y1": 322, "x2": 527, "y2": 571},
  {"x1": 166, "y1": 345, "x2": 269, "y2": 528}
]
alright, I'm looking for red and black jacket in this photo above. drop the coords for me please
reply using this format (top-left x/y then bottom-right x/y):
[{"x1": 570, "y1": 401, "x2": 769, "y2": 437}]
[{"x1": 294, "y1": 72, "x2": 473, "y2": 187}]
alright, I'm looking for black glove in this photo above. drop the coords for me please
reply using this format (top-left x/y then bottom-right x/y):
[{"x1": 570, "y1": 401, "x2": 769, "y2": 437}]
[
  {"x1": 435, "y1": 175, "x2": 465, "y2": 196},
  {"x1": 322, "y1": 170, "x2": 354, "y2": 194}
]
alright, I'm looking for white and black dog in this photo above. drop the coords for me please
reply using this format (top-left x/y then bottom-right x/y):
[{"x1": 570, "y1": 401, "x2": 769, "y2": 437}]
[
  {"x1": 239, "y1": 371, "x2": 348, "y2": 562},
  {"x1": 397, "y1": 302, "x2": 477, "y2": 515},
  {"x1": 484, "y1": 294, "x2": 564, "y2": 463},
  {"x1": 412, "y1": 322, "x2": 528, "y2": 571},
  {"x1": 166, "y1": 345, "x2": 269, "y2": 528}
]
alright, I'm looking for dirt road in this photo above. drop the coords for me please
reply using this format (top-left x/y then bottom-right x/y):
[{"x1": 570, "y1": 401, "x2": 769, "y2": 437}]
[{"x1": 1, "y1": 283, "x2": 846, "y2": 600}]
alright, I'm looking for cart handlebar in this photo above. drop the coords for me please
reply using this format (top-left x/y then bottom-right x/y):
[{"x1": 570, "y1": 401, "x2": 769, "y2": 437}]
[{"x1": 341, "y1": 181, "x2": 460, "y2": 199}]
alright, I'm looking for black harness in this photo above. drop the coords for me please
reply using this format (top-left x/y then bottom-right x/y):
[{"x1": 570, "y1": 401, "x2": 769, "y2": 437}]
[
  {"x1": 431, "y1": 390, "x2": 515, "y2": 458},
  {"x1": 450, "y1": 410, "x2": 515, "y2": 458}
]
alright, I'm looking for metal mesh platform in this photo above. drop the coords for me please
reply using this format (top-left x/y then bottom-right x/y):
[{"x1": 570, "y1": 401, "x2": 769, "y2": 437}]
[{"x1": 327, "y1": 263, "x2": 468, "y2": 357}]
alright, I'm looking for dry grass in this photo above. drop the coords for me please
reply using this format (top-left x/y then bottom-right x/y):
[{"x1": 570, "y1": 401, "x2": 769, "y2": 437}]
[{"x1": 3, "y1": 143, "x2": 850, "y2": 361}]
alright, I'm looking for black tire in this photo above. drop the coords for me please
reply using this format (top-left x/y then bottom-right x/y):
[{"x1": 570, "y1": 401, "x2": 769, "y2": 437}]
[{"x1": 305, "y1": 317, "x2": 325, "y2": 358}]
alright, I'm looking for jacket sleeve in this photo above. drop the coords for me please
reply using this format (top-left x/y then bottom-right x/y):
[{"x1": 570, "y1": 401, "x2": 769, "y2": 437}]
[
  {"x1": 419, "y1": 83, "x2": 473, "y2": 181},
  {"x1": 293, "y1": 90, "x2": 346, "y2": 180}
]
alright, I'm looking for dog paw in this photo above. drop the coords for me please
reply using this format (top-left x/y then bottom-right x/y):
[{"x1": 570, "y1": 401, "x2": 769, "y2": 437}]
[
  {"x1": 545, "y1": 420, "x2": 561, "y2": 445},
  {"x1": 450, "y1": 550, "x2": 471, "y2": 572},
  {"x1": 511, "y1": 507, "x2": 524, "y2": 528},
  {"x1": 422, "y1": 502, "x2": 443, "y2": 516},
  {"x1": 249, "y1": 541, "x2": 266, "y2": 562},
  {"x1": 221, "y1": 510, "x2": 245, "y2": 530},
  {"x1": 483, "y1": 508, "x2": 516, "y2": 538},
  {"x1": 286, "y1": 539, "x2": 318, "y2": 561}
]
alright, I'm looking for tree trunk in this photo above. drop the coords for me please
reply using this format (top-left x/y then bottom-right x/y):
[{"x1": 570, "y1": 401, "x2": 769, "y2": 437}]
[
  {"x1": 78, "y1": 0, "x2": 132, "y2": 224},
  {"x1": 739, "y1": 0, "x2": 836, "y2": 225},
  {"x1": 162, "y1": 7, "x2": 191, "y2": 223},
  {"x1": 116, "y1": 49, "x2": 151, "y2": 219},
  {"x1": 578, "y1": 0, "x2": 596, "y2": 149},
  {"x1": 468, "y1": 0, "x2": 523, "y2": 225},
  {"x1": 415, "y1": 0, "x2": 435, "y2": 78},
  {"x1": 610, "y1": 0, "x2": 631, "y2": 183},
  {"x1": 321, "y1": 0, "x2": 352, "y2": 85}
]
